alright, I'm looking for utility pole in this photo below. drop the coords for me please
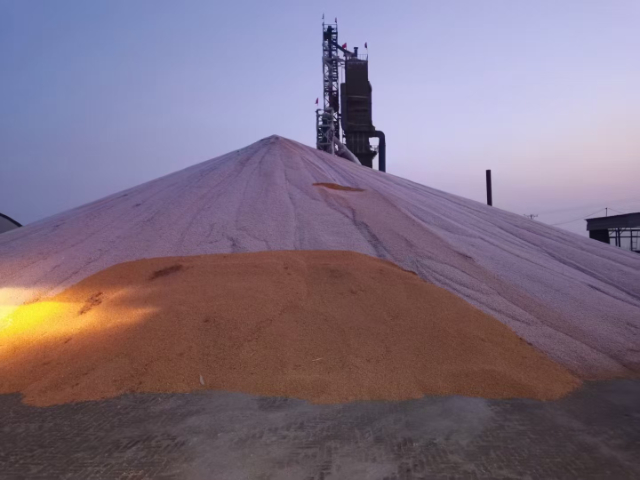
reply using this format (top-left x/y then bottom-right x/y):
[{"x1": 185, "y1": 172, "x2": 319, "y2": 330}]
[{"x1": 486, "y1": 170, "x2": 492, "y2": 206}]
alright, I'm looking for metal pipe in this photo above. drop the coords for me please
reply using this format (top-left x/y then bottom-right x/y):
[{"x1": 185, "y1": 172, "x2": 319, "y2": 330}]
[
  {"x1": 333, "y1": 137, "x2": 361, "y2": 165},
  {"x1": 372, "y1": 130, "x2": 386, "y2": 172},
  {"x1": 486, "y1": 170, "x2": 493, "y2": 206}
]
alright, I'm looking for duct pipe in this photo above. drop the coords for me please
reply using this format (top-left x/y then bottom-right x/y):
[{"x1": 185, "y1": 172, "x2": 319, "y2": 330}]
[
  {"x1": 372, "y1": 130, "x2": 386, "y2": 172},
  {"x1": 333, "y1": 137, "x2": 361, "y2": 165}
]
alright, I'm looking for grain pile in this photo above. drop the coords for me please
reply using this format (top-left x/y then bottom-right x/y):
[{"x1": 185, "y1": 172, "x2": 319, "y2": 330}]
[
  {"x1": 0, "y1": 250, "x2": 580, "y2": 406},
  {"x1": 1, "y1": 136, "x2": 639, "y2": 379}
]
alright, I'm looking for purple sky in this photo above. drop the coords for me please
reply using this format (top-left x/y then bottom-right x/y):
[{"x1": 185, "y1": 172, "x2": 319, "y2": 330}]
[{"x1": 1, "y1": 0, "x2": 639, "y2": 236}]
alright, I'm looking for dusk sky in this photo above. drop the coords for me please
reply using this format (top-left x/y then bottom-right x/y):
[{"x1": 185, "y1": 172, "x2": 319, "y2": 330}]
[{"x1": 1, "y1": 0, "x2": 639, "y2": 236}]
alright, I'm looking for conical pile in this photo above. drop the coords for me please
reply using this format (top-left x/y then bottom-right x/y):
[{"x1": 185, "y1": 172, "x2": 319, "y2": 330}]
[{"x1": 1, "y1": 135, "x2": 639, "y2": 405}]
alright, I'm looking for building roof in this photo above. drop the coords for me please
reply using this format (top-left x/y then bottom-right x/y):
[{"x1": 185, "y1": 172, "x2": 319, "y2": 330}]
[{"x1": 586, "y1": 212, "x2": 640, "y2": 231}]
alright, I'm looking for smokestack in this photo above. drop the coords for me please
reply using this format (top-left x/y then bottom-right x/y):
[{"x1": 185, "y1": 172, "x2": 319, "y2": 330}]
[{"x1": 486, "y1": 170, "x2": 492, "y2": 206}]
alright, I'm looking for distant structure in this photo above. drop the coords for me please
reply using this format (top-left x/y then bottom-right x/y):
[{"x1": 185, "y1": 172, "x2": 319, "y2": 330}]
[
  {"x1": 316, "y1": 20, "x2": 386, "y2": 172},
  {"x1": 586, "y1": 212, "x2": 640, "y2": 253},
  {"x1": 0, "y1": 213, "x2": 21, "y2": 234}
]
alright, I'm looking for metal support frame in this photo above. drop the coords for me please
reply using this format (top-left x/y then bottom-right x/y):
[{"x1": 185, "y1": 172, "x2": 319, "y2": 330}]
[
  {"x1": 317, "y1": 23, "x2": 341, "y2": 153},
  {"x1": 315, "y1": 108, "x2": 335, "y2": 155},
  {"x1": 608, "y1": 228, "x2": 640, "y2": 252}
]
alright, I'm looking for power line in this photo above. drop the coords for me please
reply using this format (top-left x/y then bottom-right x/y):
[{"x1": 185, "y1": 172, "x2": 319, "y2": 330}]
[
  {"x1": 535, "y1": 197, "x2": 640, "y2": 216},
  {"x1": 607, "y1": 207, "x2": 626, "y2": 215},
  {"x1": 549, "y1": 208, "x2": 607, "y2": 226}
]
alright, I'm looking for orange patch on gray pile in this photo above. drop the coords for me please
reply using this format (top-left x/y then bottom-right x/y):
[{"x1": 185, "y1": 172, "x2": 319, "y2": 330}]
[
  {"x1": 313, "y1": 182, "x2": 364, "y2": 192},
  {"x1": 0, "y1": 251, "x2": 580, "y2": 406}
]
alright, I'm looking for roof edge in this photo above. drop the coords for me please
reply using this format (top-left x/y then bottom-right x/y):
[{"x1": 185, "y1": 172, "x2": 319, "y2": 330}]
[
  {"x1": 586, "y1": 212, "x2": 640, "y2": 231},
  {"x1": 0, "y1": 212, "x2": 22, "y2": 227}
]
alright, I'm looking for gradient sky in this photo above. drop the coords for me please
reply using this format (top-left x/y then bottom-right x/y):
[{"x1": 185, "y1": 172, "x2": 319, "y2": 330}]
[{"x1": 1, "y1": 0, "x2": 639, "y2": 236}]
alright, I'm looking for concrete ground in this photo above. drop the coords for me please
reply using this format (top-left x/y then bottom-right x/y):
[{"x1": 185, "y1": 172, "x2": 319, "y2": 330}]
[{"x1": 1, "y1": 380, "x2": 639, "y2": 480}]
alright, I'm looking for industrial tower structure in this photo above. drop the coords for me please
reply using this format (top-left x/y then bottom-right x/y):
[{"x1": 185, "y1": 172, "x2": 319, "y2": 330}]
[{"x1": 316, "y1": 21, "x2": 386, "y2": 172}]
